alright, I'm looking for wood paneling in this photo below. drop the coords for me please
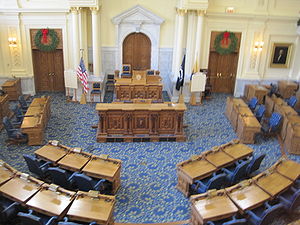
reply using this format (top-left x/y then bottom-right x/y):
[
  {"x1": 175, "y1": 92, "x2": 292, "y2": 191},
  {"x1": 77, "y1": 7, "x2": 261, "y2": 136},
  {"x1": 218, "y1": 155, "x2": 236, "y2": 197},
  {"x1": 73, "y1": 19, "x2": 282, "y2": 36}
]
[
  {"x1": 208, "y1": 32, "x2": 241, "y2": 94},
  {"x1": 123, "y1": 33, "x2": 151, "y2": 70}
]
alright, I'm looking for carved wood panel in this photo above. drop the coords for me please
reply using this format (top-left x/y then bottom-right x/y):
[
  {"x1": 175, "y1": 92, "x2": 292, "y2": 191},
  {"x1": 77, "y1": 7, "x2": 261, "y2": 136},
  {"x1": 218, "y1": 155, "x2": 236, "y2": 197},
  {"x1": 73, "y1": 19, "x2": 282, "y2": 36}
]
[
  {"x1": 106, "y1": 113, "x2": 125, "y2": 134},
  {"x1": 132, "y1": 86, "x2": 146, "y2": 99},
  {"x1": 158, "y1": 111, "x2": 175, "y2": 133},
  {"x1": 123, "y1": 33, "x2": 151, "y2": 70},
  {"x1": 132, "y1": 111, "x2": 149, "y2": 134}
]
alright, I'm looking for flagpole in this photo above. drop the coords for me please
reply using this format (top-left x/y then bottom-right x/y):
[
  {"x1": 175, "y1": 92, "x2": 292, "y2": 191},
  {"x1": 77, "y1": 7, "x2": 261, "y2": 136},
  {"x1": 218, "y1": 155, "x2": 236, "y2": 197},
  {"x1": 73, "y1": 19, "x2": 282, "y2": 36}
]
[{"x1": 79, "y1": 49, "x2": 87, "y2": 104}]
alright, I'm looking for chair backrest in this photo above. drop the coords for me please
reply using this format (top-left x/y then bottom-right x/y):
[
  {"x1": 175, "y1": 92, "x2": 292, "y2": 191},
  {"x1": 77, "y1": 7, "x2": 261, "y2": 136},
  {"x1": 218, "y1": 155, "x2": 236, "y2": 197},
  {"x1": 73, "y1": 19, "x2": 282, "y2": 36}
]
[
  {"x1": 248, "y1": 97, "x2": 258, "y2": 111},
  {"x1": 23, "y1": 154, "x2": 44, "y2": 178},
  {"x1": 47, "y1": 167, "x2": 70, "y2": 189},
  {"x1": 18, "y1": 95, "x2": 28, "y2": 109},
  {"x1": 17, "y1": 212, "x2": 43, "y2": 225},
  {"x1": 207, "y1": 173, "x2": 227, "y2": 191},
  {"x1": 73, "y1": 173, "x2": 94, "y2": 191},
  {"x1": 122, "y1": 64, "x2": 131, "y2": 74},
  {"x1": 288, "y1": 188, "x2": 300, "y2": 212},
  {"x1": 2, "y1": 117, "x2": 14, "y2": 136},
  {"x1": 255, "y1": 105, "x2": 266, "y2": 122},
  {"x1": 12, "y1": 105, "x2": 24, "y2": 123},
  {"x1": 92, "y1": 82, "x2": 101, "y2": 90},
  {"x1": 231, "y1": 160, "x2": 250, "y2": 183},
  {"x1": 146, "y1": 69, "x2": 155, "y2": 75},
  {"x1": 287, "y1": 96, "x2": 297, "y2": 108},
  {"x1": 247, "y1": 154, "x2": 266, "y2": 175},
  {"x1": 260, "y1": 203, "x2": 284, "y2": 225},
  {"x1": 269, "y1": 112, "x2": 282, "y2": 132}
]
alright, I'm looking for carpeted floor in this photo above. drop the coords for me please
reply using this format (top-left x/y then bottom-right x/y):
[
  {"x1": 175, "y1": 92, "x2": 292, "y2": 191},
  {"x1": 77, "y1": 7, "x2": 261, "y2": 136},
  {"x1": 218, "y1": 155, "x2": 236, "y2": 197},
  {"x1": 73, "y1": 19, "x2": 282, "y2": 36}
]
[{"x1": 0, "y1": 91, "x2": 299, "y2": 224}]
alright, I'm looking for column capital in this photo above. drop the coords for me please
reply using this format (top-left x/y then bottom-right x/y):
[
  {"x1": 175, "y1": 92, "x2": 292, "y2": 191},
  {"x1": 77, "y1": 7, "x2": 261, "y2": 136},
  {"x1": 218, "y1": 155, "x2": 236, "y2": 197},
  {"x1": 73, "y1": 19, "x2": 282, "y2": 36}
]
[
  {"x1": 176, "y1": 8, "x2": 187, "y2": 16},
  {"x1": 70, "y1": 7, "x2": 79, "y2": 14},
  {"x1": 90, "y1": 6, "x2": 101, "y2": 14},
  {"x1": 196, "y1": 10, "x2": 206, "y2": 16}
]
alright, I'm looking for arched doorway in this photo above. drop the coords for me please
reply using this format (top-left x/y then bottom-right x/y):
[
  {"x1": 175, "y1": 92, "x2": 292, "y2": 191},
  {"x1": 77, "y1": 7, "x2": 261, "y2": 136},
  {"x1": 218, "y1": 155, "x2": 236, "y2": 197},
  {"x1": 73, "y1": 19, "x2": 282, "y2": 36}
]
[{"x1": 123, "y1": 32, "x2": 151, "y2": 70}]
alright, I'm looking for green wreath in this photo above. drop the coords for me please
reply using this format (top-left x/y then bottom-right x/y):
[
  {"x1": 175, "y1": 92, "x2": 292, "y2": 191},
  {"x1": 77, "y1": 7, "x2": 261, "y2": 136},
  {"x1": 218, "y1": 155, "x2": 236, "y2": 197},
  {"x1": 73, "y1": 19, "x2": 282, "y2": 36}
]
[
  {"x1": 34, "y1": 29, "x2": 59, "y2": 52},
  {"x1": 214, "y1": 31, "x2": 237, "y2": 55}
]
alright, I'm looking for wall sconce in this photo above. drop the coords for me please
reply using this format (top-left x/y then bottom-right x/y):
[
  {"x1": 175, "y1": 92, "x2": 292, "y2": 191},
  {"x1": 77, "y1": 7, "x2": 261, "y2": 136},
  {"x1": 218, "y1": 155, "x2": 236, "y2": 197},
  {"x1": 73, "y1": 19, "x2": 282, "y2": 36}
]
[
  {"x1": 225, "y1": 7, "x2": 235, "y2": 13},
  {"x1": 254, "y1": 41, "x2": 264, "y2": 52},
  {"x1": 8, "y1": 37, "x2": 17, "y2": 47}
]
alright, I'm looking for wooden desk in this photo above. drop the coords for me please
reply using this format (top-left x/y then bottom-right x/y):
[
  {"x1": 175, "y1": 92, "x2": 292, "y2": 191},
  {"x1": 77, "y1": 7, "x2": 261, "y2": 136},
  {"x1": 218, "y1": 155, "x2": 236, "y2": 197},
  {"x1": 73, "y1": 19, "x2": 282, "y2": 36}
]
[
  {"x1": 236, "y1": 115, "x2": 261, "y2": 144},
  {"x1": 96, "y1": 102, "x2": 186, "y2": 142},
  {"x1": 275, "y1": 107, "x2": 298, "y2": 141},
  {"x1": 34, "y1": 144, "x2": 70, "y2": 164},
  {"x1": 274, "y1": 159, "x2": 300, "y2": 181},
  {"x1": 26, "y1": 184, "x2": 75, "y2": 219},
  {"x1": 67, "y1": 191, "x2": 115, "y2": 225},
  {"x1": 1, "y1": 79, "x2": 21, "y2": 101},
  {"x1": 57, "y1": 151, "x2": 91, "y2": 172},
  {"x1": 21, "y1": 97, "x2": 51, "y2": 145},
  {"x1": 226, "y1": 180, "x2": 270, "y2": 212},
  {"x1": 204, "y1": 149, "x2": 235, "y2": 168},
  {"x1": 278, "y1": 80, "x2": 298, "y2": 99},
  {"x1": 176, "y1": 140, "x2": 253, "y2": 197},
  {"x1": 0, "y1": 94, "x2": 10, "y2": 130},
  {"x1": 221, "y1": 143, "x2": 253, "y2": 160},
  {"x1": 246, "y1": 85, "x2": 268, "y2": 104},
  {"x1": 230, "y1": 106, "x2": 253, "y2": 132},
  {"x1": 284, "y1": 117, "x2": 300, "y2": 154},
  {"x1": 82, "y1": 156, "x2": 122, "y2": 194},
  {"x1": 0, "y1": 173, "x2": 44, "y2": 203},
  {"x1": 225, "y1": 97, "x2": 247, "y2": 129},
  {"x1": 0, "y1": 161, "x2": 17, "y2": 185},
  {"x1": 265, "y1": 95, "x2": 286, "y2": 117},
  {"x1": 176, "y1": 156, "x2": 217, "y2": 197},
  {"x1": 190, "y1": 190, "x2": 238, "y2": 225},
  {"x1": 253, "y1": 172, "x2": 293, "y2": 197},
  {"x1": 115, "y1": 75, "x2": 163, "y2": 101}
]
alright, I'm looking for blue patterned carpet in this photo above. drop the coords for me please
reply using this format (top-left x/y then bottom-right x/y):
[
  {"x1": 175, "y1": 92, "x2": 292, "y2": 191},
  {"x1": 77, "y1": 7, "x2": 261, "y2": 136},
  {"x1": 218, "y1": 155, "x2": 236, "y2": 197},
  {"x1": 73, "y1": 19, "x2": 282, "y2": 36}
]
[{"x1": 0, "y1": 92, "x2": 299, "y2": 224}]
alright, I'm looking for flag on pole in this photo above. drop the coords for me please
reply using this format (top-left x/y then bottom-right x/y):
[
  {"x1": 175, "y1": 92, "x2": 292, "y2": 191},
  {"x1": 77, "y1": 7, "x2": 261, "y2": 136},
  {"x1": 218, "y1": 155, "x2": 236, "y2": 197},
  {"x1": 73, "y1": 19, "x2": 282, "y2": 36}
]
[
  {"x1": 76, "y1": 57, "x2": 89, "y2": 93},
  {"x1": 190, "y1": 56, "x2": 199, "y2": 80},
  {"x1": 175, "y1": 54, "x2": 186, "y2": 91}
]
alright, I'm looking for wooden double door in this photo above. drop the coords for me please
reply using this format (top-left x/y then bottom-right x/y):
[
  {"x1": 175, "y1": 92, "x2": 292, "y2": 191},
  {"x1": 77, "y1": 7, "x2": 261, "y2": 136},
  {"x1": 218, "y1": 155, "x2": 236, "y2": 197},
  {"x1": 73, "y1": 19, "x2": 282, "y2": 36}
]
[
  {"x1": 32, "y1": 49, "x2": 65, "y2": 92},
  {"x1": 123, "y1": 33, "x2": 151, "y2": 70},
  {"x1": 207, "y1": 32, "x2": 241, "y2": 94}
]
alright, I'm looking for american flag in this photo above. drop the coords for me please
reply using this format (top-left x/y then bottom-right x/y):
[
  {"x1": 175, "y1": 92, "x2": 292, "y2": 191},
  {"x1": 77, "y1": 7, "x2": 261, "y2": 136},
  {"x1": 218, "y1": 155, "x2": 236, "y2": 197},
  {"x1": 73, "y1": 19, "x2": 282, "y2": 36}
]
[{"x1": 76, "y1": 57, "x2": 89, "y2": 93}]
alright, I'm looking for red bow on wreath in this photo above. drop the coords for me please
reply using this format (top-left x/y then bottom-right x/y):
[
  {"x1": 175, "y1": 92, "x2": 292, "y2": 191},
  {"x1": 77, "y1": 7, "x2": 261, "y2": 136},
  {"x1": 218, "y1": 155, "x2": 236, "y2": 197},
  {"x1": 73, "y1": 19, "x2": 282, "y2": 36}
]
[
  {"x1": 42, "y1": 29, "x2": 48, "y2": 44},
  {"x1": 222, "y1": 32, "x2": 230, "y2": 45}
]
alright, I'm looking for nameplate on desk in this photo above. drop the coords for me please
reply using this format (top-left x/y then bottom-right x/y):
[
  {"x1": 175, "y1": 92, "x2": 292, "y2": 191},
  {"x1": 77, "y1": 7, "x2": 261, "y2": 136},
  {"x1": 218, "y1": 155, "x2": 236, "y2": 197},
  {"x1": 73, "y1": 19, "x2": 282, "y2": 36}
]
[
  {"x1": 0, "y1": 161, "x2": 4, "y2": 167},
  {"x1": 99, "y1": 154, "x2": 109, "y2": 159},
  {"x1": 73, "y1": 147, "x2": 82, "y2": 153},
  {"x1": 20, "y1": 173, "x2": 29, "y2": 181},
  {"x1": 49, "y1": 140, "x2": 59, "y2": 146},
  {"x1": 88, "y1": 190, "x2": 99, "y2": 198},
  {"x1": 49, "y1": 184, "x2": 59, "y2": 192}
]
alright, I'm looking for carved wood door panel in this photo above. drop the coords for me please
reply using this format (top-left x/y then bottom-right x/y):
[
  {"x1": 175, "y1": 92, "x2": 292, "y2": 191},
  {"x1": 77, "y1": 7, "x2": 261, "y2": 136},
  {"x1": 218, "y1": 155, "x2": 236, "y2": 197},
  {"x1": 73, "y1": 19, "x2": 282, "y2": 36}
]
[
  {"x1": 32, "y1": 49, "x2": 65, "y2": 92},
  {"x1": 207, "y1": 32, "x2": 241, "y2": 94},
  {"x1": 123, "y1": 33, "x2": 151, "y2": 70}
]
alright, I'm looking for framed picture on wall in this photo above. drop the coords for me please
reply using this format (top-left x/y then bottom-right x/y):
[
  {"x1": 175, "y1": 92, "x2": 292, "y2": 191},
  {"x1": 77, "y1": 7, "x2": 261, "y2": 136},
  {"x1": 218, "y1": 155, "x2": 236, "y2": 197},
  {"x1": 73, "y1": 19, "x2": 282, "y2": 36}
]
[{"x1": 270, "y1": 43, "x2": 293, "y2": 68}]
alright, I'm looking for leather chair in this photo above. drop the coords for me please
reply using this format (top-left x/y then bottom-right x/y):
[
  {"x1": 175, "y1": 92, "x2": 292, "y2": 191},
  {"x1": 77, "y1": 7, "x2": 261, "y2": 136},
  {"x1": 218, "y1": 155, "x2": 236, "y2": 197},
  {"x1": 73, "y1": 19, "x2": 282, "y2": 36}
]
[
  {"x1": 2, "y1": 117, "x2": 27, "y2": 145},
  {"x1": 90, "y1": 82, "x2": 101, "y2": 102},
  {"x1": 254, "y1": 105, "x2": 266, "y2": 122},
  {"x1": 278, "y1": 185, "x2": 300, "y2": 213},
  {"x1": 18, "y1": 95, "x2": 30, "y2": 113},
  {"x1": 0, "y1": 197, "x2": 20, "y2": 223},
  {"x1": 23, "y1": 154, "x2": 51, "y2": 179},
  {"x1": 261, "y1": 112, "x2": 282, "y2": 134},
  {"x1": 222, "y1": 160, "x2": 250, "y2": 185},
  {"x1": 121, "y1": 64, "x2": 132, "y2": 78},
  {"x1": 191, "y1": 173, "x2": 227, "y2": 194},
  {"x1": 206, "y1": 215, "x2": 247, "y2": 225},
  {"x1": 246, "y1": 201, "x2": 284, "y2": 225},
  {"x1": 286, "y1": 96, "x2": 297, "y2": 108},
  {"x1": 70, "y1": 172, "x2": 107, "y2": 192},
  {"x1": 17, "y1": 209, "x2": 57, "y2": 225},
  {"x1": 58, "y1": 217, "x2": 97, "y2": 225},
  {"x1": 248, "y1": 97, "x2": 258, "y2": 111},
  {"x1": 47, "y1": 167, "x2": 75, "y2": 190},
  {"x1": 246, "y1": 154, "x2": 266, "y2": 176}
]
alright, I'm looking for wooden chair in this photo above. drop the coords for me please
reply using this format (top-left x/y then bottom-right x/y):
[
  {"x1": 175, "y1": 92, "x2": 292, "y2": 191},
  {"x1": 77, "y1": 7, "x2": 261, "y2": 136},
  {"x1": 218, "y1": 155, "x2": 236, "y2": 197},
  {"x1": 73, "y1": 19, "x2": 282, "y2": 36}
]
[
  {"x1": 90, "y1": 82, "x2": 101, "y2": 102},
  {"x1": 121, "y1": 64, "x2": 132, "y2": 78}
]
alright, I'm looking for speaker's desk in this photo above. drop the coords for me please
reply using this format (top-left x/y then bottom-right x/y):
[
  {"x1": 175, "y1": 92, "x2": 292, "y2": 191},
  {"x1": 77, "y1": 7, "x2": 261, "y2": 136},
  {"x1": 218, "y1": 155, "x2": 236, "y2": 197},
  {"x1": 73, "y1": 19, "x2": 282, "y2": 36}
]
[
  {"x1": 115, "y1": 74, "x2": 163, "y2": 101},
  {"x1": 190, "y1": 190, "x2": 238, "y2": 225},
  {"x1": 67, "y1": 191, "x2": 115, "y2": 225},
  {"x1": 96, "y1": 102, "x2": 186, "y2": 142}
]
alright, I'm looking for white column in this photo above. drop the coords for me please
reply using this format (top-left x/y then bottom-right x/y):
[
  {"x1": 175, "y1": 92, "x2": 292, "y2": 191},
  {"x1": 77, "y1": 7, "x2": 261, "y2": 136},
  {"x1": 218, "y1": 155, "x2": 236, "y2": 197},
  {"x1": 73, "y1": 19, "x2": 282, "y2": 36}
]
[
  {"x1": 71, "y1": 7, "x2": 80, "y2": 69},
  {"x1": 79, "y1": 8, "x2": 88, "y2": 65},
  {"x1": 171, "y1": 8, "x2": 186, "y2": 80},
  {"x1": 194, "y1": 10, "x2": 205, "y2": 70},
  {"x1": 91, "y1": 7, "x2": 101, "y2": 76},
  {"x1": 185, "y1": 11, "x2": 196, "y2": 81}
]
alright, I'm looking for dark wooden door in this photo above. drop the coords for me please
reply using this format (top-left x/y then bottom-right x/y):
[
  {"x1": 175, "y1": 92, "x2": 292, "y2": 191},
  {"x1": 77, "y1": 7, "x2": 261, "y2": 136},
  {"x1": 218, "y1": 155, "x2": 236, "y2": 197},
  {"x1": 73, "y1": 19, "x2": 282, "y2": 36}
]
[
  {"x1": 32, "y1": 49, "x2": 65, "y2": 92},
  {"x1": 123, "y1": 33, "x2": 151, "y2": 70},
  {"x1": 207, "y1": 32, "x2": 241, "y2": 94}
]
